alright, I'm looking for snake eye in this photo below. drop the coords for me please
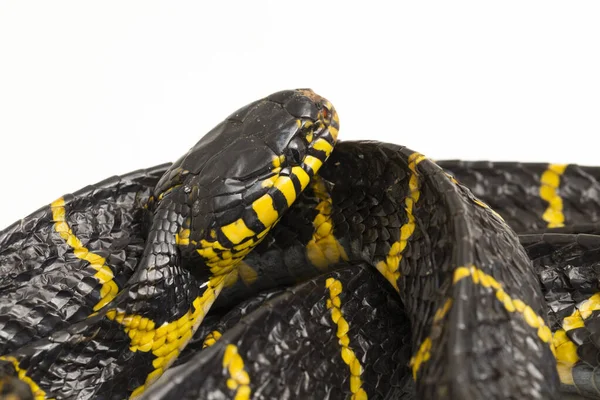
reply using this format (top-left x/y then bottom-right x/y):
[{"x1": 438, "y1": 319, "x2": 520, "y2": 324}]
[{"x1": 286, "y1": 137, "x2": 306, "y2": 165}]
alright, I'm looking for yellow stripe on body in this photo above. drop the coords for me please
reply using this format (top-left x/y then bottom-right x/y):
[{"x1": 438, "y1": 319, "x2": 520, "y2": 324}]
[
  {"x1": 306, "y1": 177, "x2": 348, "y2": 271},
  {"x1": 202, "y1": 330, "x2": 222, "y2": 348},
  {"x1": 325, "y1": 278, "x2": 367, "y2": 400},
  {"x1": 0, "y1": 356, "x2": 49, "y2": 400},
  {"x1": 443, "y1": 171, "x2": 505, "y2": 223},
  {"x1": 411, "y1": 265, "x2": 554, "y2": 379},
  {"x1": 410, "y1": 298, "x2": 453, "y2": 379},
  {"x1": 51, "y1": 198, "x2": 118, "y2": 311},
  {"x1": 540, "y1": 164, "x2": 568, "y2": 228},
  {"x1": 552, "y1": 292, "x2": 600, "y2": 385},
  {"x1": 553, "y1": 329, "x2": 578, "y2": 385},
  {"x1": 561, "y1": 292, "x2": 600, "y2": 330},
  {"x1": 444, "y1": 172, "x2": 459, "y2": 185},
  {"x1": 223, "y1": 344, "x2": 251, "y2": 400},
  {"x1": 376, "y1": 153, "x2": 426, "y2": 292},
  {"x1": 117, "y1": 273, "x2": 228, "y2": 398},
  {"x1": 470, "y1": 197, "x2": 505, "y2": 222},
  {"x1": 453, "y1": 265, "x2": 553, "y2": 346}
]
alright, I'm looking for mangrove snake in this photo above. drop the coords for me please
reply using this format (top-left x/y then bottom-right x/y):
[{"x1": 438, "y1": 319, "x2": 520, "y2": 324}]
[{"x1": 0, "y1": 89, "x2": 599, "y2": 400}]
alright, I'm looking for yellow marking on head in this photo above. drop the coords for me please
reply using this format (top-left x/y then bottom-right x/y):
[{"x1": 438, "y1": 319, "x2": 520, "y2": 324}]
[
  {"x1": 302, "y1": 121, "x2": 314, "y2": 144},
  {"x1": 375, "y1": 152, "x2": 425, "y2": 292},
  {"x1": 252, "y1": 194, "x2": 279, "y2": 228},
  {"x1": 197, "y1": 238, "x2": 227, "y2": 258},
  {"x1": 51, "y1": 198, "x2": 118, "y2": 311},
  {"x1": 303, "y1": 155, "x2": 323, "y2": 173},
  {"x1": 222, "y1": 344, "x2": 251, "y2": 400},
  {"x1": 261, "y1": 174, "x2": 278, "y2": 188},
  {"x1": 175, "y1": 228, "x2": 190, "y2": 246},
  {"x1": 202, "y1": 330, "x2": 222, "y2": 349},
  {"x1": 312, "y1": 138, "x2": 334, "y2": 157},
  {"x1": 540, "y1": 164, "x2": 568, "y2": 228},
  {"x1": 271, "y1": 155, "x2": 285, "y2": 168},
  {"x1": 325, "y1": 278, "x2": 367, "y2": 400},
  {"x1": 329, "y1": 125, "x2": 339, "y2": 140},
  {"x1": 0, "y1": 356, "x2": 47, "y2": 400},
  {"x1": 122, "y1": 273, "x2": 228, "y2": 398},
  {"x1": 220, "y1": 219, "x2": 255, "y2": 245},
  {"x1": 198, "y1": 167, "x2": 313, "y2": 280},
  {"x1": 412, "y1": 265, "x2": 555, "y2": 379},
  {"x1": 232, "y1": 239, "x2": 254, "y2": 252},
  {"x1": 291, "y1": 166, "x2": 310, "y2": 190},
  {"x1": 306, "y1": 131, "x2": 314, "y2": 143},
  {"x1": 273, "y1": 176, "x2": 297, "y2": 206},
  {"x1": 306, "y1": 177, "x2": 348, "y2": 271}
]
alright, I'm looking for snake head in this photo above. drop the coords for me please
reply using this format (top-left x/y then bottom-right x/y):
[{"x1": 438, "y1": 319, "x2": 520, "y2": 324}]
[
  {"x1": 154, "y1": 89, "x2": 338, "y2": 275},
  {"x1": 218, "y1": 88, "x2": 339, "y2": 181}
]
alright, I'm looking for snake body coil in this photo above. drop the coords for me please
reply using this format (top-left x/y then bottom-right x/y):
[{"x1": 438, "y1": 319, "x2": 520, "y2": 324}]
[{"x1": 0, "y1": 90, "x2": 598, "y2": 399}]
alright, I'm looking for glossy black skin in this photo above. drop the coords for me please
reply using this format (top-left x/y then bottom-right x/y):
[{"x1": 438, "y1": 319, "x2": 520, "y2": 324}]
[
  {"x1": 0, "y1": 89, "x2": 336, "y2": 399},
  {"x1": 155, "y1": 90, "x2": 330, "y2": 262},
  {"x1": 155, "y1": 263, "x2": 414, "y2": 400},
  {"x1": 2, "y1": 104, "x2": 600, "y2": 398},
  {"x1": 144, "y1": 143, "x2": 562, "y2": 399},
  {"x1": 0, "y1": 165, "x2": 165, "y2": 355}
]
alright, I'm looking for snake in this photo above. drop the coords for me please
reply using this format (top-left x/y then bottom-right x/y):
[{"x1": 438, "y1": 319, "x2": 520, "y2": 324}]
[{"x1": 0, "y1": 89, "x2": 599, "y2": 400}]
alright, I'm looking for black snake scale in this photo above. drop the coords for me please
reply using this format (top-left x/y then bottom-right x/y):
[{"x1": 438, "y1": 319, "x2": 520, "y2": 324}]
[{"x1": 0, "y1": 89, "x2": 599, "y2": 399}]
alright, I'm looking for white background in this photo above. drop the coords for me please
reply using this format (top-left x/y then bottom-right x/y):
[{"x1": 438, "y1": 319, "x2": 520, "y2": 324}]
[{"x1": 1, "y1": 1, "x2": 599, "y2": 229}]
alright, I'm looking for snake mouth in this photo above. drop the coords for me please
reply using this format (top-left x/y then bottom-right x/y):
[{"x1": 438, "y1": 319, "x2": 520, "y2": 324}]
[
  {"x1": 295, "y1": 89, "x2": 339, "y2": 141},
  {"x1": 182, "y1": 89, "x2": 340, "y2": 277},
  {"x1": 281, "y1": 90, "x2": 339, "y2": 172}
]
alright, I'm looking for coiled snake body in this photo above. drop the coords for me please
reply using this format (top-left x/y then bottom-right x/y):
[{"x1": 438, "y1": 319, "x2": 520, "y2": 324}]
[{"x1": 0, "y1": 89, "x2": 598, "y2": 399}]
